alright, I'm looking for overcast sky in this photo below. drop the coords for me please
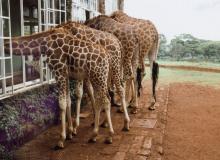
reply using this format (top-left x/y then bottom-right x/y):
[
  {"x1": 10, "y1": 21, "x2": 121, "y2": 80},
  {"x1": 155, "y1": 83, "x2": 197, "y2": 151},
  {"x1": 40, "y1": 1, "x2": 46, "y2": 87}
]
[{"x1": 124, "y1": 0, "x2": 220, "y2": 41}]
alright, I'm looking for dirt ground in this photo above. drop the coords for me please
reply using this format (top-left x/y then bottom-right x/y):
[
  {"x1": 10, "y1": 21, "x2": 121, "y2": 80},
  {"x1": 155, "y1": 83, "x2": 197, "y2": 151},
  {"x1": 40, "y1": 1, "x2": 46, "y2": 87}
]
[
  {"x1": 13, "y1": 66, "x2": 220, "y2": 160},
  {"x1": 164, "y1": 83, "x2": 220, "y2": 160},
  {"x1": 14, "y1": 78, "x2": 169, "y2": 160}
]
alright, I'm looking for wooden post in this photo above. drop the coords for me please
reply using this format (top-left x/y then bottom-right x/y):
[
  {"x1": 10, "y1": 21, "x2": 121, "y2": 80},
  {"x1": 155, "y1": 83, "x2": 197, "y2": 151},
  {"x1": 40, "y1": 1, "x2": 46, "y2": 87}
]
[
  {"x1": 99, "y1": 0, "x2": 105, "y2": 14},
  {"x1": 66, "y1": 0, "x2": 72, "y2": 21},
  {"x1": 118, "y1": 0, "x2": 124, "y2": 11}
]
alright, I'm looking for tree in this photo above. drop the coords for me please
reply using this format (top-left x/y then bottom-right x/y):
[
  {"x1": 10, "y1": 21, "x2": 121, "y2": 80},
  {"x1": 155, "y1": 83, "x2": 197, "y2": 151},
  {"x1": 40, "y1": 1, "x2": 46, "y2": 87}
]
[{"x1": 158, "y1": 34, "x2": 168, "y2": 57}]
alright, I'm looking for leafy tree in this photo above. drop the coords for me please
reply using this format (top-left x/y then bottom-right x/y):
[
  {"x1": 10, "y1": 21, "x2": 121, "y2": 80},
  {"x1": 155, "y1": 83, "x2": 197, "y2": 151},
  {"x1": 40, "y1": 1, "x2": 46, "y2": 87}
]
[{"x1": 158, "y1": 34, "x2": 168, "y2": 56}]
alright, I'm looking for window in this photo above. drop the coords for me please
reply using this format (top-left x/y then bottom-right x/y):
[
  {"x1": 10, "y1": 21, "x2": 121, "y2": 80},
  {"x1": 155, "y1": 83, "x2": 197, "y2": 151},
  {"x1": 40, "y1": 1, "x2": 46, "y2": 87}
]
[
  {"x1": 0, "y1": 0, "x2": 13, "y2": 97},
  {"x1": 0, "y1": 0, "x2": 67, "y2": 99},
  {"x1": 72, "y1": 0, "x2": 99, "y2": 23},
  {"x1": 40, "y1": 0, "x2": 66, "y2": 30},
  {"x1": 105, "y1": 0, "x2": 118, "y2": 15}
]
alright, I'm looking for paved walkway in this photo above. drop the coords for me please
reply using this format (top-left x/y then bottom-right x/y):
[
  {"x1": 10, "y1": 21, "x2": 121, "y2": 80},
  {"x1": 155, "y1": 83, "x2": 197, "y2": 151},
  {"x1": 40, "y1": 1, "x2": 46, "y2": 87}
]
[{"x1": 15, "y1": 80, "x2": 170, "y2": 160}]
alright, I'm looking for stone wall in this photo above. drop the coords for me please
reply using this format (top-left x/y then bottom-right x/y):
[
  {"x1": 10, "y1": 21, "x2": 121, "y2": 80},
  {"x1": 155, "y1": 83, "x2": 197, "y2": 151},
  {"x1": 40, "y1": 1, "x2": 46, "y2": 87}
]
[
  {"x1": 0, "y1": 85, "x2": 59, "y2": 159},
  {"x1": 0, "y1": 81, "x2": 87, "y2": 159}
]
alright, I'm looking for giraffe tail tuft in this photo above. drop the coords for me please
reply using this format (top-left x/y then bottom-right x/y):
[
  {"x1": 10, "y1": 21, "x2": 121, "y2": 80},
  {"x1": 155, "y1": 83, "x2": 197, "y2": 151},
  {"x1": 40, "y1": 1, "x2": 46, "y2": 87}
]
[{"x1": 152, "y1": 61, "x2": 159, "y2": 101}]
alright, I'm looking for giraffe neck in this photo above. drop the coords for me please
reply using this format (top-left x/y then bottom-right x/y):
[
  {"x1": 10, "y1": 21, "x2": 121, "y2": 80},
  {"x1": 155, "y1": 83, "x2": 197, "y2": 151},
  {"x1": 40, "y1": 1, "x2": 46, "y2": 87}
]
[{"x1": 4, "y1": 30, "x2": 54, "y2": 58}]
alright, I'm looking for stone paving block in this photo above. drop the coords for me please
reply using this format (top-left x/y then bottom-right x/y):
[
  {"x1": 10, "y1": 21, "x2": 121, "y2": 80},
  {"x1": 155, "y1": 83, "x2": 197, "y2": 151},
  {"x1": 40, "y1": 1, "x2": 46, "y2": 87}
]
[
  {"x1": 142, "y1": 138, "x2": 152, "y2": 149},
  {"x1": 119, "y1": 144, "x2": 130, "y2": 152},
  {"x1": 100, "y1": 146, "x2": 118, "y2": 155},
  {"x1": 128, "y1": 136, "x2": 144, "y2": 154},
  {"x1": 134, "y1": 155, "x2": 147, "y2": 160},
  {"x1": 127, "y1": 129, "x2": 149, "y2": 136},
  {"x1": 143, "y1": 113, "x2": 157, "y2": 119},
  {"x1": 138, "y1": 149, "x2": 151, "y2": 156},
  {"x1": 131, "y1": 119, "x2": 157, "y2": 129},
  {"x1": 112, "y1": 152, "x2": 126, "y2": 160}
]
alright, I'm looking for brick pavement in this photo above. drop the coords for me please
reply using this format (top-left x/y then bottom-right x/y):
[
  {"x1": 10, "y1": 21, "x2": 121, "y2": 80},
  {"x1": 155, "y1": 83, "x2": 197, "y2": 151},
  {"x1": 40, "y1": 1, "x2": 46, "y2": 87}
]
[{"x1": 14, "y1": 81, "x2": 170, "y2": 160}]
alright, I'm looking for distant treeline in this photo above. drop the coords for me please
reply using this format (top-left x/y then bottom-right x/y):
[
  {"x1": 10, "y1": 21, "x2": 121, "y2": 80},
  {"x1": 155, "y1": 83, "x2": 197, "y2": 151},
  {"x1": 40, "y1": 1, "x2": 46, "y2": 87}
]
[{"x1": 158, "y1": 34, "x2": 220, "y2": 62}]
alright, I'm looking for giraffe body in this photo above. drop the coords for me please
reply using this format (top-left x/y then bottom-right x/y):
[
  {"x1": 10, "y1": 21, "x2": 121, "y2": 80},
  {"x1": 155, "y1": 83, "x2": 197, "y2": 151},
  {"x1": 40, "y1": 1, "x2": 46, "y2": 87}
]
[
  {"x1": 85, "y1": 15, "x2": 140, "y2": 113},
  {"x1": 55, "y1": 21, "x2": 130, "y2": 132},
  {"x1": 111, "y1": 11, "x2": 160, "y2": 110},
  {"x1": 5, "y1": 27, "x2": 114, "y2": 148}
]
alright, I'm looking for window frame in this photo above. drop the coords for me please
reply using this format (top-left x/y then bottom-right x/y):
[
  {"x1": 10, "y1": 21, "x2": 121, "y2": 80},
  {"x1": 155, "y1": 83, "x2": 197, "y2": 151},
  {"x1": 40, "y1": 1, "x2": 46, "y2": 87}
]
[
  {"x1": 72, "y1": 0, "x2": 100, "y2": 23},
  {"x1": 0, "y1": 0, "x2": 67, "y2": 99},
  {"x1": 0, "y1": 0, "x2": 14, "y2": 98}
]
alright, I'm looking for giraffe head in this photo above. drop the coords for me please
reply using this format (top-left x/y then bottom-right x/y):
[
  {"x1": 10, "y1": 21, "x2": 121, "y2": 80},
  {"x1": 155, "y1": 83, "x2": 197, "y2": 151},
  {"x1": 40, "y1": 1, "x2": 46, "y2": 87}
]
[
  {"x1": 110, "y1": 11, "x2": 128, "y2": 21},
  {"x1": 84, "y1": 15, "x2": 111, "y2": 29}
]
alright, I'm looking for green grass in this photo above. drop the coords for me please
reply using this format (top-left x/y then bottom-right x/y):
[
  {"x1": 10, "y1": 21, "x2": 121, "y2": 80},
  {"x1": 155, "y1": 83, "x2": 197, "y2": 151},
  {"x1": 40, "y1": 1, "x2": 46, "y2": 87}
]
[
  {"x1": 156, "y1": 60, "x2": 220, "y2": 69},
  {"x1": 144, "y1": 67, "x2": 220, "y2": 88}
]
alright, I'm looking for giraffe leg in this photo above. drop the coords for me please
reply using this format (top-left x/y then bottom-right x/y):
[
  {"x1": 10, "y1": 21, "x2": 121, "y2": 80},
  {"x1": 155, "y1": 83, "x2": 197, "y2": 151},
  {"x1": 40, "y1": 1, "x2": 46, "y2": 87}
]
[
  {"x1": 129, "y1": 79, "x2": 138, "y2": 114},
  {"x1": 85, "y1": 80, "x2": 96, "y2": 127},
  {"x1": 88, "y1": 102, "x2": 101, "y2": 143},
  {"x1": 55, "y1": 83, "x2": 67, "y2": 150},
  {"x1": 66, "y1": 82, "x2": 73, "y2": 140},
  {"x1": 73, "y1": 80, "x2": 83, "y2": 136},
  {"x1": 102, "y1": 95, "x2": 114, "y2": 144},
  {"x1": 117, "y1": 84, "x2": 130, "y2": 131}
]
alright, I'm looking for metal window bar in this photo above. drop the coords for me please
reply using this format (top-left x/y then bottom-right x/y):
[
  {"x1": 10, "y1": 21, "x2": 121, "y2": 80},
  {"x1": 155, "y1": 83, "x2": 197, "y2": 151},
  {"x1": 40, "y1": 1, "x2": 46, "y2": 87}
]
[
  {"x1": 0, "y1": 0, "x2": 67, "y2": 99},
  {"x1": 0, "y1": 0, "x2": 14, "y2": 98},
  {"x1": 72, "y1": 0, "x2": 100, "y2": 22}
]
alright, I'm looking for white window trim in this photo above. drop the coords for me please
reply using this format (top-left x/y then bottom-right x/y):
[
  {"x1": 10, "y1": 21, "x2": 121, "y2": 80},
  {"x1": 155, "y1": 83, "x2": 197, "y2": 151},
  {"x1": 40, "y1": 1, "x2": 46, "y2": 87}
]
[{"x1": 0, "y1": 0, "x2": 67, "y2": 99}]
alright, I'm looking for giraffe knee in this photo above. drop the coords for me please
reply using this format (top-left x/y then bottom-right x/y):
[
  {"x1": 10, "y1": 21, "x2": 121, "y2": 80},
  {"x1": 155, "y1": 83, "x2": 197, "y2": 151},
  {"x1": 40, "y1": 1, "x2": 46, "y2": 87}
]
[{"x1": 59, "y1": 99, "x2": 67, "y2": 111}]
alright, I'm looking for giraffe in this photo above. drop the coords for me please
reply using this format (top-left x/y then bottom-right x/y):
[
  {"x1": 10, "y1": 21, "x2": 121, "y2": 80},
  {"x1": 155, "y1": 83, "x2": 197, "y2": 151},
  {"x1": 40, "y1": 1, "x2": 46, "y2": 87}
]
[
  {"x1": 85, "y1": 15, "x2": 140, "y2": 114},
  {"x1": 4, "y1": 27, "x2": 114, "y2": 149},
  {"x1": 55, "y1": 21, "x2": 130, "y2": 132},
  {"x1": 111, "y1": 11, "x2": 160, "y2": 110}
]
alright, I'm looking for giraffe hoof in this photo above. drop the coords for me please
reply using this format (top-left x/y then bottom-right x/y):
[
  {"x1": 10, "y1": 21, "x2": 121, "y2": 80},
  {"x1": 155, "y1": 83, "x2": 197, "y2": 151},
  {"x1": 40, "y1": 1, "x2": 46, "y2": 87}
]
[
  {"x1": 148, "y1": 106, "x2": 156, "y2": 111},
  {"x1": 53, "y1": 145, "x2": 64, "y2": 150},
  {"x1": 112, "y1": 103, "x2": 121, "y2": 108},
  {"x1": 104, "y1": 137, "x2": 112, "y2": 144},
  {"x1": 66, "y1": 133, "x2": 73, "y2": 140},
  {"x1": 73, "y1": 129, "x2": 77, "y2": 136},
  {"x1": 117, "y1": 108, "x2": 124, "y2": 113},
  {"x1": 148, "y1": 102, "x2": 156, "y2": 111},
  {"x1": 88, "y1": 138, "x2": 97, "y2": 143},
  {"x1": 54, "y1": 141, "x2": 64, "y2": 150},
  {"x1": 100, "y1": 121, "x2": 109, "y2": 128},
  {"x1": 128, "y1": 104, "x2": 133, "y2": 108},
  {"x1": 122, "y1": 127, "x2": 130, "y2": 132},
  {"x1": 130, "y1": 108, "x2": 138, "y2": 114}
]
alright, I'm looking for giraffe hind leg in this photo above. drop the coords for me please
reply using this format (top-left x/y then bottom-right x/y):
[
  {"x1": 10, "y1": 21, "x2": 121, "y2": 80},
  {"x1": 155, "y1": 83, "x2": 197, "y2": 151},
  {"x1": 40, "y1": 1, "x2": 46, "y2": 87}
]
[{"x1": 73, "y1": 80, "x2": 83, "y2": 136}]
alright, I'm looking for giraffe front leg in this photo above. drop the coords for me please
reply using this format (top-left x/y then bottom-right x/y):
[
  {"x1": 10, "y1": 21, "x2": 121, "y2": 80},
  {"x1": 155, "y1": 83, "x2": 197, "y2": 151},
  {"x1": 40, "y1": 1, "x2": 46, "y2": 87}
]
[
  {"x1": 129, "y1": 79, "x2": 138, "y2": 114},
  {"x1": 66, "y1": 84, "x2": 73, "y2": 140},
  {"x1": 73, "y1": 80, "x2": 83, "y2": 136},
  {"x1": 55, "y1": 90, "x2": 67, "y2": 150},
  {"x1": 88, "y1": 104, "x2": 101, "y2": 143},
  {"x1": 85, "y1": 80, "x2": 96, "y2": 127}
]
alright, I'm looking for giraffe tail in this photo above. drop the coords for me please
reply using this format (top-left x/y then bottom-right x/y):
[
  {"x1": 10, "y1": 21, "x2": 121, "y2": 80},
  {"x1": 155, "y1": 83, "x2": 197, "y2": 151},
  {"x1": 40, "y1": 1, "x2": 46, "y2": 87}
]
[{"x1": 152, "y1": 61, "x2": 159, "y2": 101}]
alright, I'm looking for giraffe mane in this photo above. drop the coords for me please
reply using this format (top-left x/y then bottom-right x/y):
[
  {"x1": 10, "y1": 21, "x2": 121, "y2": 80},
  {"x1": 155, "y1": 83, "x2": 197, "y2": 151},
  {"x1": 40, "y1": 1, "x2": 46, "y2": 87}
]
[
  {"x1": 110, "y1": 10, "x2": 126, "y2": 17},
  {"x1": 11, "y1": 28, "x2": 64, "y2": 41},
  {"x1": 56, "y1": 20, "x2": 83, "y2": 28},
  {"x1": 84, "y1": 15, "x2": 114, "y2": 25}
]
